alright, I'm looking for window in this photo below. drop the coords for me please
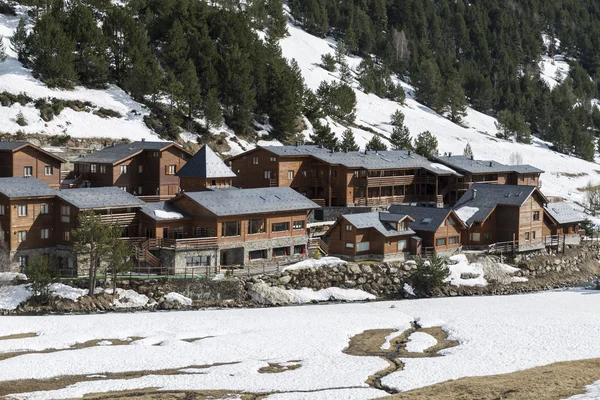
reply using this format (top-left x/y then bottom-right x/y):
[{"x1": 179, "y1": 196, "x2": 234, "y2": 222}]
[
  {"x1": 449, "y1": 217, "x2": 456, "y2": 226},
  {"x1": 484, "y1": 232, "x2": 491, "y2": 241},
  {"x1": 120, "y1": 186, "x2": 127, "y2": 191},
  {"x1": 249, "y1": 249, "x2": 267, "y2": 260},
  {"x1": 448, "y1": 236, "x2": 459, "y2": 245},
  {"x1": 354, "y1": 171, "x2": 359, "y2": 178},
  {"x1": 64, "y1": 231, "x2": 70, "y2": 241},
  {"x1": 252, "y1": 156, "x2": 259, "y2": 165},
  {"x1": 17, "y1": 231, "x2": 26, "y2": 242},
  {"x1": 532, "y1": 231, "x2": 537, "y2": 240},
  {"x1": 120, "y1": 165, "x2": 128, "y2": 174},
  {"x1": 302, "y1": 170, "x2": 307, "y2": 178},
  {"x1": 152, "y1": 151, "x2": 160, "y2": 158},
  {"x1": 270, "y1": 157, "x2": 277, "y2": 162},
  {"x1": 0, "y1": 205, "x2": 4, "y2": 215},
  {"x1": 41, "y1": 229, "x2": 49, "y2": 239},
  {"x1": 273, "y1": 247, "x2": 290, "y2": 257},
  {"x1": 91, "y1": 164, "x2": 97, "y2": 173},
  {"x1": 186, "y1": 256, "x2": 210, "y2": 266},
  {"x1": 533, "y1": 211, "x2": 540, "y2": 221},
  {"x1": 264, "y1": 170, "x2": 272, "y2": 179},
  {"x1": 137, "y1": 186, "x2": 143, "y2": 195},
  {"x1": 23, "y1": 166, "x2": 32, "y2": 177},
  {"x1": 345, "y1": 225, "x2": 353, "y2": 231},
  {"x1": 293, "y1": 220, "x2": 305, "y2": 230},
  {"x1": 138, "y1": 165, "x2": 143, "y2": 173},
  {"x1": 248, "y1": 219, "x2": 266, "y2": 235},
  {"x1": 196, "y1": 226, "x2": 213, "y2": 237},
  {"x1": 524, "y1": 232, "x2": 530, "y2": 240},
  {"x1": 398, "y1": 240, "x2": 407, "y2": 251},
  {"x1": 294, "y1": 245, "x2": 306, "y2": 255},
  {"x1": 44, "y1": 166, "x2": 53, "y2": 175},
  {"x1": 345, "y1": 242, "x2": 355, "y2": 248},
  {"x1": 61, "y1": 205, "x2": 70, "y2": 223},
  {"x1": 436, "y1": 238, "x2": 447, "y2": 247},
  {"x1": 398, "y1": 221, "x2": 408, "y2": 231},
  {"x1": 167, "y1": 165, "x2": 176, "y2": 175},
  {"x1": 221, "y1": 221, "x2": 241, "y2": 237},
  {"x1": 40, "y1": 203, "x2": 48, "y2": 214},
  {"x1": 287, "y1": 170, "x2": 294, "y2": 179},
  {"x1": 357, "y1": 241, "x2": 370, "y2": 252},
  {"x1": 272, "y1": 222, "x2": 290, "y2": 232},
  {"x1": 100, "y1": 165, "x2": 106, "y2": 174},
  {"x1": 470, "y1": 232, "x2": 481, "y2": 242},
  {"x1": 19, "y1": 256, "x2": 28, "y2": 268},
  {"x1": 18, "y1": 205, "x2": 27, "y2": 217}
]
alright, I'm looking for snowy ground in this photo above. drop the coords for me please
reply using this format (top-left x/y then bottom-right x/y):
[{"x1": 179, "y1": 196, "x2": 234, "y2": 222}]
[{"x1": 1, "y1": 290, "x2": 600, "y2": 399}]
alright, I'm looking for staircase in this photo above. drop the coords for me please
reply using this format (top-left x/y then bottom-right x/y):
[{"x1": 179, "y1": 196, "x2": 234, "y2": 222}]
[
  {"x1": 133, "y1": 239, "x2": 162, "y2": 270},
  {"x1": 308, "y1": 238, "x2": 329, "y2": 255}
]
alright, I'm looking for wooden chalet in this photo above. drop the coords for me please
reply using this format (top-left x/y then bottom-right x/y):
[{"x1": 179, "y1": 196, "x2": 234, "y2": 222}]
[
  {"x1": 177, "y1": 145, "x2": 236, "y2": 192},
  {"x1": 433, "y1": 155, "x2": 543, "y2": 205},
  {"x1": 326, "y1": 212, "x2": 417, "y2": 261},
  {"x1": 138, "y1": 187, "x2": 320, "y2": 272},
  {"x1": 228, "y1": 145, "x2": 461, "y2": 208},
  {"x1": 73, "y1": 140, "x2": 193, "y2": 197},
  {"x1": 387, "y1": 205, "x2": 466, "y2": 254},
  {"x1": 543, "y1": 202, "x2": 585, "y2": 244},
  {"x1": 454, "y1": 183, "x2": 548, "y2": 252},
  {"x1": 0, "y1": 141, "x2": 65, "y2": 188}
]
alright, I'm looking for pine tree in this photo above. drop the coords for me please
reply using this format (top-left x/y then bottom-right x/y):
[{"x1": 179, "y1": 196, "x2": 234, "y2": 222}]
[
  {"x1": 0, "y1": 36, "x2": 6, "y2": 62},
  {"x1": 179, "y1": 60, "x2": 202, "y2": 119},
  {"x1": 495, "y1": 110, "x2": 530, "y2": 143},
  {"x1": 463, "y1": 143, "x2": 474, "y2": 158},
  {"x1": 321, "y1": 53, "x2": 336, "y2": 72},
  {"x1": 338, "y1": 61, "x2": 353, "y2": 83},
  {"x1": 413, "y1": 58, "x2": 443, "y2": 111},
  {"x1": 309, "y1": 121, "x2": 339, "y2": 151},
  {"x1": 366, "y1": 135, "x2": 388, "y2": 151},
  {"x1": 164, "y1": 69, "x2": 184, "y2": 111},
  {"x1": 163, "y1": 21, "x2": 189, "y2": 76},
  {"x1": 389, "y1": 110, "x2": 411, "y2": 150},
  {"x1": 444, "y1": 74, "x2": 467, "y2": 123},
  {"x1": 316, "y1": 81, "x2": 356, "y2": 122},
  {"x1": 340, "y1": 128, "x2": 359, "y2": 151},
  {"x1": 10, "y1": 19, "x2": 28, "y2": 63},
  {"x1": 335, "y1": 39, "x2": 345, "y2": 64},
  {"x1": 204, "y1": 88, "x2": 222, "y2": 129},
  {"x1": 414, "y1": 131, "x2": 439, "y2": 158},
  {"x1": 266, "y1": 0, "x2": 288, "y2": 39}
]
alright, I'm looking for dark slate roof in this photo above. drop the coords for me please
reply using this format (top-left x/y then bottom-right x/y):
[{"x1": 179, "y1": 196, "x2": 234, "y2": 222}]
[
  {"x1": 58, "y1": 187, "x2": 146, "y2": 209},
  {"x1": 433, "y1": 155, "x2": 544, "y2": 174},
  {"x1": 176, "y1": 145, "x2": 236, "y2": 179},
  {"x1": 260, "y1": 145, "x2": 331, "y2": 156},
  {"x1": 181, "y1": 187, "x2": 321, "y2": 216},
  {"x1": 73, "y1": 141, "x2": 174, "y2": 164},
  {"x1": 0, "y1": 141, "x2": 27, "y2": 151},
  {"x1": 388, "y1": 205, "x2": 454, "y2": 232},
  {"x1": 140, "y1": 201, "x2": 191, "y2": 221},
  {"x1": 544, "y1": 202, "x2": 586, "y2": 225},
  {"x1": 0, "y1": 177, "x2": 57, "y2": 198},
  {"x1": 343, "y1": 212, "x2": 415, "y2": 238},
  {"x1": 453, "y1": 183, "x2": 539, "y2": 226}
]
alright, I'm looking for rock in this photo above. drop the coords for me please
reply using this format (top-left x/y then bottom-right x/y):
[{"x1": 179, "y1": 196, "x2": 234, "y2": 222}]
[
  {"x1": 344, "y1": 280, "x2": 356, "y2": 288},
  {"x1": 349, "y1": 265, "x2": 362, "y2": 274},
  {"x1": 460, "y1": 272, "x2": 480, "y2": 279},
  {"x1": 357, "y1": 277, "x2": 367, "y2": 284},
  {"x1": 278, "y1": 275, "x2": 292, "y2": 285}
]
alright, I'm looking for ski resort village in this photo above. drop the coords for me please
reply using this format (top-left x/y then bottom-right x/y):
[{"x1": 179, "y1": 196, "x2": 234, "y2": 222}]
[{"x1": 2, "y1": 0, "x2": 600, "y2": 399}]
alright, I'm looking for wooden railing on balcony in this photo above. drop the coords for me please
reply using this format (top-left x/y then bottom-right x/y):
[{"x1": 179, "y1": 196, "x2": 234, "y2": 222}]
[
  {"x1": 147, "y1": 237, "x2": 219, "y2": 250},
  {"x1": 364, "y1": 175, "x2": 437, "y2": 187},
  {"x1": 99, "y1": 213, "x2": 139, "y2": 226},
  {"x1": 137, "y1": 195, "x2": 176, "y2": 203}
]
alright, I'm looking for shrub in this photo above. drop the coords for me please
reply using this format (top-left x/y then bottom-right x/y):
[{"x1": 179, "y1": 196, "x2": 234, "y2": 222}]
[
  {"x1": 93, "y1": 107, "x2": 122, "y2": 118},
  {"x1": 50, "y1": 134, "x2": 71, "y2": 146},
  {"x1": 25, "y1": 256, "x2": 56, "y2": 302},
  {"x1": 321, "y1": 53, "x2": 336, "y2": 72},
  {"x1": 312, "y1": 249, "x2": 322, "y2": 260},
  {"x1": 16, "y1": 111, "x2": 27, "y2": 126},
  {"x1": 410, "y1": 253, "x2": 449, "y2": 294}
]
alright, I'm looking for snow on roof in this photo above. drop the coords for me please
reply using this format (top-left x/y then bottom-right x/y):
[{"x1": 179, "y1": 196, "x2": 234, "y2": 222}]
[{"x1": 455, "y1": 206, "x2": 480, "y2": 224}]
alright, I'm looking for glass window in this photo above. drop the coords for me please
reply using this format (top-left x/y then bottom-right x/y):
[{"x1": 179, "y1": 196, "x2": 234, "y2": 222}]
[
  {"x1": 44, "y1": 166, "x2": 53, "y2": 175},
  {"x1": 293, "y1": 220, "x2": 305, "y2": 230},
  {"x1": 100, "y1": 165, "x2": 106, "y2": 174},
  {"x1": 270, "y1": 157, "x2": 277, "y2": 162},
  {"x1": 61, "y1": 205, "x2": 70, "y2": 223},
  {"x1": 41, "y1": 228, "x2": 49, "y2": 239},
  {"x1": 120, "y1": 165, "x2": 128, "y2": 174},
  {"x1": 357, "y1": 242, "x2": 370, "y2": 252},
  {"x1": 345, "y1": 225, "x2": 352, "y2": 231},
  {"x1": 448, "y1": 236, "x2": 459, "y2": 245},
  {"x1": 272, "y1": 222, "x2": 290, "y2": 232},
  {"x1": 252, "y1": 156, "x2": 259, "y2": 165},
  {"x1": 532, "y1": 231, "x2": 537, "y2": 240},
  {"x1": 398, "y1": 240, "x2": 407, "y2": 250},
  {"x1": 302, "y1": 170, "x2": 307, "y2": 177},
  {"x1": 248, "y1": 219, "x2": 266, "y2": 234},
  {"x1": 524, "y1": 232, "x2": 530, "y2": 240},
  {"x1": 533, "y1": 211, "x2": 540, "y2": 221},
  {"x1": 294, "y1": 245, "x2": 305, "y2": 255},
  {"x1": 484, "y1": 232, "x2": 491, "y2": 241},
  {"x1": 249, "y1": 249, "x2": 267, "y2": 260},
  {"x1": 40, "y1": 203, "x2": 48, "y2": 214},
  {"x1": 23, "y1": 166, "x2": 33, "y2": 176},
  {"x1": 167, "y1": 165, "x2": 176, "y2": 174},
  {"x1": 0, "y1": 205, "x2": 4, "y2": 215},
  {"x1": 345, "y1": 242, "x2": 354, "y2": 248},
  {"x1": 287, "y1": 170, "x2": 294, "y2": 179},
  {"x1": 264, "y1": 170, "x2": 271, "y2": 179},
  {"x1": 91, "y1": 164, "x2": 97, "y2": 173},
  {"x1": 153, "y1": 151, "x2": 159, "y2": 158},
  {"x1": 18, "y1": 205, "x2": 27, "y2": 216},
  {"x1": 222, "y1": 221, "x2": 241, "y2": 237},
  {"x1": 138, "y1": 165, "x2": 143, "y2": 173},
  {"x1": 137, "y1": 186, "x2": 143, "y2": 195},
  {"x1": 449, "y1": 217, "x2": 456, "y2": 226},
  {"x1": 64, "y1": 231, "x2": 70, "y2": 241},
  {"x1": 470, "y1": 232, "x2": 481, "y2": 242},
  {"x1": 19, "y1": 256, "x2": 28, "y2": 268},
  {"x1": 17, "y1": 231, "x2": 26, "y2": 242},
  {"x1": 436, "y1": 238, "x2": 447, "y2": 247},
  {"x1": 186, "y1": 256, "x2": 210, "y2": 266},
  {"x1": 273, "y1": 247, "x2": 289, "y2": 257}
]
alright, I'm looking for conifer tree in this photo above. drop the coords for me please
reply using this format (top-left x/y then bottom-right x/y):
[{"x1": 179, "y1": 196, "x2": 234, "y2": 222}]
[
  {"x1": 339, "y1": 61, "x2": 353, "y2": 84},
  {"x1": 204, "y1": 88, "x2": 222, "y2": 129},
  {"x1": 0, "y1": 36, "x2": 6, "y2": 62},
  {"x1": 414, "y1": 131, "x2": 439, "y2": 158},
  {"x1": 463, "y1": 143, "x2": 474, "y2": 158},
  {"x1": 413, "y1": 58, "x2": 443, "y2": 111},
  {"x1": 389, "y1": 110, "x2": 411, "y2": 150},
  {"x1": 316, "y1": 81, "x2": 356, "y2": 122},
  {"x1": 340, "y1": 128, "x2": 359, "y2": 151},
  {"x1": 444, "y1": 74, "x2": 467, "y2": 123},
  {"x1": 163, "y1": 21, "x2": 189, "y2": 76},
  {"x1": 309, "y1": 121, "x2": 339, "y2": 151},
  {"x1": 366, "y1": 135, "x2": 388, "y2": 151},
  {"x1": 266, "y1": 0, "x2": 288, "y2": 39},
  {"x1": 179, "y1": 60, "x2": 202, "y2": 119},
  {"x1": 10, "y1": 19, "x2": 27, "y2": 63}
]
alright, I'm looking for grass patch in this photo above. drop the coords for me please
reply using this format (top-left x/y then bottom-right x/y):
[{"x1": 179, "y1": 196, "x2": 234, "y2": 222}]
[
  {"x1": 258, "y1": 362, "x2": 302, "y2": 374},
  {"x1": 0, "y1": 332, "x2": 37, "y2": 341},
  {"x1": 559, "y1": 172, "x2": 587, "y2": 178}
]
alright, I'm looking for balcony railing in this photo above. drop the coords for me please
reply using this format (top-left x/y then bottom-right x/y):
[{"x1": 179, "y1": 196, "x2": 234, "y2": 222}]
[
  {"x1": 363, "y1": 175, "x2": 437, "y2": 187},
  {"x1": 148, "y1": 237, "x2": 219, "y2": 250},
  {"x1": 99, "y1": 213, "x2": 139, "y2": 226}
]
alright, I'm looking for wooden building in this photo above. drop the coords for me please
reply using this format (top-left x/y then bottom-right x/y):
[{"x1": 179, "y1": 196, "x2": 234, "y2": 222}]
[
  {"x1": 387, "y1": 205, "x2": 466, "y2": 254},
  {"x1": 325, "y1": 212, "x2": 417, "y2": 261},
  {"x1": 73, "y1": 140, "x2": 193, "y2": 196},
  {"x1": 0, "y1": 141, "x2": 65, "y2": 188},
  {"x1": 138, "y1": 187, "x2": 320, "y2": 272},
  {"x1": 228, "y1": 145, "x2": 461, "y2": 207},
  {"x1": 543, "y1": 202, "x2": 585, "y2": 244},
  {"x1": 433, "y1": 155, "x2": 544, "y2": 205},
  {"x1": 453, "y1": 184, "x2": 548, "y2": 251},
  {"x1": 177, "y1": 145, "x2": 236, "y2": 192}
]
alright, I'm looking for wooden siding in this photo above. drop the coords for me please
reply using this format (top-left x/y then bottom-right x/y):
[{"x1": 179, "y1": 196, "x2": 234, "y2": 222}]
[
  {"x1": 179, "y1": 177, "x2": 233, "y2": 192},
  {"x1": 0, "y1": 147, "x2": 62, "y2": 188}
]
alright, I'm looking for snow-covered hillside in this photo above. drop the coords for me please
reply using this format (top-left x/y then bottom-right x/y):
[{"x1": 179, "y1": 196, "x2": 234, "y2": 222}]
[{"x1": 280, "y1": 23, "x2": 599, "y2": 204}]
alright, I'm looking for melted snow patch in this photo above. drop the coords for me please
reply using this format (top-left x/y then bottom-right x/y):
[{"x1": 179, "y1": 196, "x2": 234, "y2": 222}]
[
  {"x1": 49, "y1": 283, "x2": 88, "y2": 302},
  {"x1": 282, "y1": 257, "x2": 347, "y2": 271},
  {"x1": 446, "y1": 255, "x2": 487, "y2": 287},
  {"x1": 248, "y1": 281, "x2": 374, "y2": 305},
  {"x1": 154, "y1": 210, "x2": 184, "y2": 220},
  {"x1": 164, "y1": 292, "x2": 192, "y2": 307},
  {"x1": 381, "y1": 329, "x2": 405, "y2": 350},
  {"x1": 455, "y1": 206, "x2": 479, "y2": 224},
  {"x1": 405, "y1": 332, "x2": 438, "y2": 353},
  {"x1": 0, "y1": 272, "x2": 27, "y2": 282},
  {"x1": 0, "y1": 284, "x2": 31, "y2": 310},
  {"x1": 105, "y1": 288, "x2": 150, "y2": 309}
]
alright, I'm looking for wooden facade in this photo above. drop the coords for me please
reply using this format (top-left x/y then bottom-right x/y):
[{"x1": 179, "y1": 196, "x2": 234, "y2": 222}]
[{"x1": 0, "y1": 143, "x2": 64, "y2": 188}]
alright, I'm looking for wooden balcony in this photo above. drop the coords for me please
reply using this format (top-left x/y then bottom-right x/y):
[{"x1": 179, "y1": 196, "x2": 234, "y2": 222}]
[
  {"x1": 99, "y1": 213, "x2": 139, "y2": 226},
  {"x1": 361, "y1": 195, "x2": 438, "y2": 206},
  {"x1": 148, "y1": 237, "x2": 219, "y2": 250},
  {"x1": 364, "y1": 175, "x2": 437, "y2": 187},
  {"x1": 138, "y1": 195, "x2": 176, "y2": 203}
]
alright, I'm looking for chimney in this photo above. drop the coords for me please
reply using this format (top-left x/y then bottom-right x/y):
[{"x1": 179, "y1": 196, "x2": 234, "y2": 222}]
[
  {"x1": 471, "y1": 155, "x2": 474, "y2": 160},
  {"x1": 141, "y1": 138, "x2": 146, "y2": 142},
  {"x1": 489, "y1": 161, "x2": 493, "y2": 167},
  {"x1": 318, "y1": 143, "x2": 323, "y2": 149},
  {"x1": 449, "y1": 152, "x2": 452, "y2": 157},
  {"x1": 473, "y1": 189, "x2": 477, "y2": 199},
  {"x1": 408, "y1": 150, "x2": 412, "y2": 156},
  {"x1": 112, "y1": 142, "x2": 115, "y2": 147},
  {"x1": 330, "y1": 148, "x2": 334, "y2": 154}
]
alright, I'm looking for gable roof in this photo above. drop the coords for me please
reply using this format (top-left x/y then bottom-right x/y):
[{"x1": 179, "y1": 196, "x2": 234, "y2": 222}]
[
  {"x1": 342, "y1": 212, "x2": 415, "y2": 238},
  {"x1": 259, "y1": 145, "x2": 331, "y2": 157},
  {"x1": 0, "y1": 141, "x2": 66, "y2": 163},
  {"x1": 544, "y1": 202, "x2": 586, "y2": 225},
  {"x1": 179, "y1": 187, "x2": 321, "y2": 216},
  {"x1": 139, "y1": 201, "x2": 191, "y2": 221},
  {"x1": 387, "y1": 205, "x2": 465, "y2": 232},
  {"x1": 73, "y1": 141, "x2": 191, "y2": 164},
  {"x1": 433, "y1": 155, "x2": 543, "y2": 175},
  {"x1": 0, "y1": 177, "x2": 57, "y2": 199},
  {"x1": 176, "y1": 145, "x2": 236, "y2": 179},
  {"x1": 58, "y1": 187, "x2": 145, "y2": 210},
  {"x1": 453, "y1": 184, "x2": 544, "y2": 226}
]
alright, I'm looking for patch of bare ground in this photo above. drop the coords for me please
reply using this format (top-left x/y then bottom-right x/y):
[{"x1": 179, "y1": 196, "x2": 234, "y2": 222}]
[
  {"x1": 0, "y1": 332, "x2": 37, "y2": 341},
  {"x1": 258, "y1": 362, "x2": 302, "y2": 374},
  {"x1": 387, "y1": 358, "x2": 600, "y2": 400},
  {"x1": 0, "y1": 337, "x2": 144, "y2": 362},
  {"x1": 0, "y1": 362, "x2": 240, "y2": 397},
  {"x1": 558, "y1": 172, "x2": 587, "y2": 178},
  {"x1": 344, "y1": 324, "x2": 458, "y2": 394}
]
